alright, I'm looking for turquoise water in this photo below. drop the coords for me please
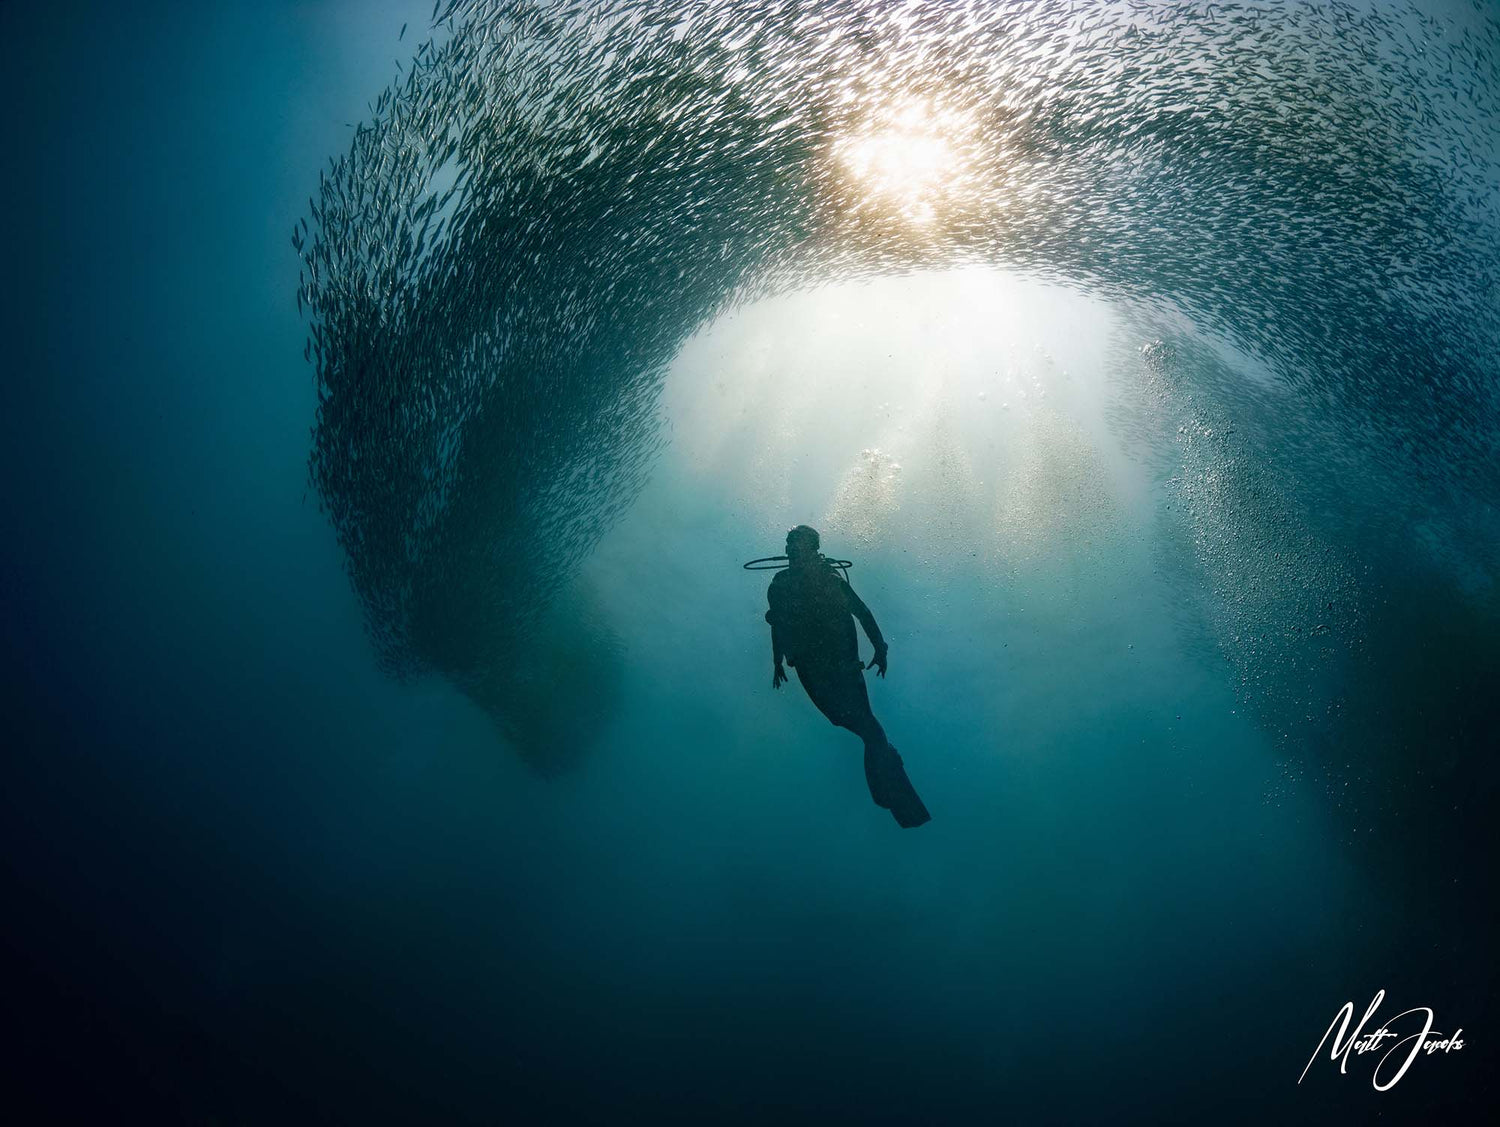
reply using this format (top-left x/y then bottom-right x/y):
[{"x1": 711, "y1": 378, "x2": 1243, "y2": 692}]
[{"x1": 4, "y1": 1, "x2": 1495, "y2": 1122}]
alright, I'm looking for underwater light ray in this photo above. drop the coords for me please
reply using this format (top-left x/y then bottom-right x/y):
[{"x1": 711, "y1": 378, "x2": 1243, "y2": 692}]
[{"x1": 298, "y1": 0, "x2": 1499, "y2": 766}]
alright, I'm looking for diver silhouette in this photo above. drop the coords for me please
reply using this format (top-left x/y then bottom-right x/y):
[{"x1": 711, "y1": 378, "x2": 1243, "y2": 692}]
[{"x1": 764, "y1": 525, "x2": 931, "y2": 828}]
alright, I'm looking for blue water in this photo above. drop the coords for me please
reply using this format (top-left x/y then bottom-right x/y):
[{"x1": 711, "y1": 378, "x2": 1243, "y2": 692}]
[{"x1": 3, "y1": 2, "x2": 1495, "y2": 1123}]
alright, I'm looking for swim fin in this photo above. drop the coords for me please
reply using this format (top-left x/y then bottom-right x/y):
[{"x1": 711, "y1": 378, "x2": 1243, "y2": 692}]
[{"x1": 865, "y1": 744, "x2": 931, "y2": 829}]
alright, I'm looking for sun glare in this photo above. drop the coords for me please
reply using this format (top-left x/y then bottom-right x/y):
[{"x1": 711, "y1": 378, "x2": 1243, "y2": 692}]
[{"x1": 835, "y1": 100, "x2": 975, "y2": 225}]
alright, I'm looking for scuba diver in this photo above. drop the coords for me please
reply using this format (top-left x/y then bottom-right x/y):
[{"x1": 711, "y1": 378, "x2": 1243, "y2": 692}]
[{"x1": 761, "y1": 525, "x2": 931, "y2": 828}]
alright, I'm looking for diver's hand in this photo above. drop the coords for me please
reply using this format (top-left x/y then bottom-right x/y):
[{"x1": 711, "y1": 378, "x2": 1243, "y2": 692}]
[
  {"x1": 866, "y1": 646, "x2": 888, "y2": 678},
  {"x1": 772, "y1": 662, "x2": 787, "y2": 689}
]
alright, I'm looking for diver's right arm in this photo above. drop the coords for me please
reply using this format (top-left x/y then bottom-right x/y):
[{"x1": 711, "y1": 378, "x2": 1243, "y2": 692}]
[{"x1": 842, "y1": 580, "x2": 890, "y2": 677}]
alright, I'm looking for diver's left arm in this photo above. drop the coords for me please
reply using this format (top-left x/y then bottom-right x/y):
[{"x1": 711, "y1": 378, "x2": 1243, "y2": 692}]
[
  {"x1": 766, "y1": 582, "x2": 789, "y2": 688},
  {"x1": 842, "y1": 580, "x2": 889, "y2": 677}
]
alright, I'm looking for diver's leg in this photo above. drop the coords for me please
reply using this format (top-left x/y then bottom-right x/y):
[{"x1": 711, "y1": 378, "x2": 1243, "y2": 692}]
[
  {"x1": 848, "y1": 712, "x2": 888, "y2": 753},
  {"x1": 847, "y1": 684, "x2": 932, "y2": 828},
  {"x1": 819, "y1": 676, "x2": 898, "y2": 808},
  {"x1": 796, "y1": 660, "x2": 930, "y2": 826},
  {"x1": 846, "y1": 693, "x2": 912, "y2": 816},
  {"x1": 863, "y1": 743, "x2": 893, "y2": 809},
  {"x1": 840, "y1": 708, "x2": 890, "y2": 807},
  {"x1": 877, "y1": 745, "x2": 932, "y2": 828}
]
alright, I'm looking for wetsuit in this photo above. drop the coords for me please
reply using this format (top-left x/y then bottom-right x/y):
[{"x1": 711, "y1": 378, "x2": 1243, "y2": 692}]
[{"x1": 766, "y1": 558, "x2": 930, "y2": 827}]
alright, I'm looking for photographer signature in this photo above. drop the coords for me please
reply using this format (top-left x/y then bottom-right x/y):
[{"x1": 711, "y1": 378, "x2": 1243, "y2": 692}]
[{"x1": 1300, "y1": 989, "x2": 1465, "y2": 1091}]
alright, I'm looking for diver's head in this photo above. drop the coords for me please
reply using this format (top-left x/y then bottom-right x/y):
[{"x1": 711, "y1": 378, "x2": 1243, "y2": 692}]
[{"x1": 785, "y1": 524, "x2": 821, "y2": 566}]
